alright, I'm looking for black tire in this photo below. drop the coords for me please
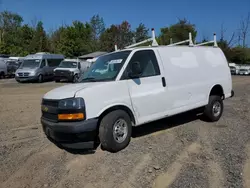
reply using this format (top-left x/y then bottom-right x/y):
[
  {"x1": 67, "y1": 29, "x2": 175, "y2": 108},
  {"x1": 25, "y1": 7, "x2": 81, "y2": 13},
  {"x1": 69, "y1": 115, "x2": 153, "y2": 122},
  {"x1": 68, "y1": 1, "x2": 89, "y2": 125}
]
[
  {"x1": 73, "y1": 74, "x2": 78, "y2": 83},
  {"x1": 38, "y1": 74, "x2": 43, "y2": 83},
  {"x1": 99, "y1": 110, "x2": 132, "y2": 152},
  {"x1": 0, "y1": 72, "x2": 5, "y2": 79},
  {"x1": 203, "y1": 95, "x2": 223, "y2": 122},
  {"x1": 55, "y1": 79, "x2": 60, "y2": 83}
]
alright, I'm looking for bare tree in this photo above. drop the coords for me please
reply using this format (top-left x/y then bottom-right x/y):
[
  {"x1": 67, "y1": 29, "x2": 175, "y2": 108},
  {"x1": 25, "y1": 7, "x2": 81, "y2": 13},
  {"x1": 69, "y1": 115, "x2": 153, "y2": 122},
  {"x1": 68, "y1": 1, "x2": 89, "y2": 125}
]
[
  {"x1": 239, "y1": 12, "x2": 250, "y2": 48},
  {"x1": 220, "y1": 22, "x2": 236, "y2": 47},
  {"x1": 220, "y1": 23, "x2": 227, "y2": 41},
  {"x1": 30, "y1": 16, "x2": 38, "y2": 29}
]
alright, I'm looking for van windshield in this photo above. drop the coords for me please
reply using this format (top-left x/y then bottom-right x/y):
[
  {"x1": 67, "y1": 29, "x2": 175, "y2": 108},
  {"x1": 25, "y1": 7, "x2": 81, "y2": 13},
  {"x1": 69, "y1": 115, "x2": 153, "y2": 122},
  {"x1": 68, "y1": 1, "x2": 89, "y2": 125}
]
[
  {"x1": 81, "y1": 51, "x2": 131, "y2": 82},
  {"x1": 21, "y1": 59, "x2": 40, "y2": 68},
  {"x1": 59, "y1": 61, "x2": 77, "y2": 68}
]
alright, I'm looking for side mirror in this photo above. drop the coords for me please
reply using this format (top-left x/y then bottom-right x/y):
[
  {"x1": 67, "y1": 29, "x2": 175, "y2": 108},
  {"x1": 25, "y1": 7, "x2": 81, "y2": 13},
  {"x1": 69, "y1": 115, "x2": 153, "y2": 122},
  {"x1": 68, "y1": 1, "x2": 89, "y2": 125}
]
[{"x1": 128, "y1": 61, "x2": 142, "y2": 78}]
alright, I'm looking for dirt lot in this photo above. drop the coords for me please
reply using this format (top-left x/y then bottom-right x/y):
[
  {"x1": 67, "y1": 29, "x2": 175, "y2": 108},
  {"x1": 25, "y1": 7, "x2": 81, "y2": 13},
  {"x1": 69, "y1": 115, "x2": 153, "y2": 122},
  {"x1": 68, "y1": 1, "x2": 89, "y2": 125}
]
[{"x1": 0, "y1": 76, "x2": 250, "y2": 188}]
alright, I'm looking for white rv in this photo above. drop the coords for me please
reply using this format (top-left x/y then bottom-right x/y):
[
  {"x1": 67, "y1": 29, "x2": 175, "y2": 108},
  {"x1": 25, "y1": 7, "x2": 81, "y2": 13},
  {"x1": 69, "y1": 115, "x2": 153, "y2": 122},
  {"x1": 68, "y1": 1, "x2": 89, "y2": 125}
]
[{"x1": 41, "y1": 30, "x2": 234, "y2": 152}]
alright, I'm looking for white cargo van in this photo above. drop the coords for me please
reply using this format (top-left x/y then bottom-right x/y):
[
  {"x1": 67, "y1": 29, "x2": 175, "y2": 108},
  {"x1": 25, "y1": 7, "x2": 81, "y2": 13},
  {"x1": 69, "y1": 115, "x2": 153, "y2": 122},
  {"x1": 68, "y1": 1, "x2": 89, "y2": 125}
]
[
  {"x1": 41, "y1": 30, "x2": 234, "y2": 152},
  {"x1": 54, "y1": 59, "x2": 89, "y2": 83}
]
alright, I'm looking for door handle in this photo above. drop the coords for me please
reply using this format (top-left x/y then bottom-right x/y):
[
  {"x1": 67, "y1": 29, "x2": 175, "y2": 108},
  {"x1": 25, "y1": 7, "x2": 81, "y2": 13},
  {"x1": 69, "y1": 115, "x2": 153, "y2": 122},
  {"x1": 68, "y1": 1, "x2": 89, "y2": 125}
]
[{"x1": 162, "y1": 77, "x2": 166, "y2": 87}]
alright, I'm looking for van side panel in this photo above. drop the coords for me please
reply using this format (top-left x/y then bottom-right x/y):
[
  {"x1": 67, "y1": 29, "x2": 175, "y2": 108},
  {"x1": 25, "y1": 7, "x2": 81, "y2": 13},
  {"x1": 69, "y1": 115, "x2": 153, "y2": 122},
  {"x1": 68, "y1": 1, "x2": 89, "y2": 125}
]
[{"x1": 157, "y1": 47, "x2": 232, "y2": 116}]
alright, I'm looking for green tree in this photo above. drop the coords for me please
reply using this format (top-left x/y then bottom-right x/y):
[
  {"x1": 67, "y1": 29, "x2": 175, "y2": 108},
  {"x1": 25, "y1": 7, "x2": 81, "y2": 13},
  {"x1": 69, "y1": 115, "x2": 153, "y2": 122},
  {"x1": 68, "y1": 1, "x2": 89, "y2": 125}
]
[
  {"x1": 30, "y1": 21, "x2": 49, "y2": 53},
  {"x1": 118, "y1": 21, "x2": 134, "y2": 48},
  {"x1": 158, "y1": 19, "x2": 197, "y2": 45},
  {"x1": 0, "y1": 11, "x2": 24, "y2": 55},
  {"x1": 100, "y1": 21, "x2": 134, "y2": 51},
  {"x1": 90, "y1": 14, "x2": 105, "y2": 51},
  {"x1": 100, "y1": 25, "x2": 119, "y2": 52},
  {"x1": 134, "y1": 23, "x2": 149, "y2": 42},
  {"x1": 51, "y1": 21, "x2": 92, "y2": 57}
]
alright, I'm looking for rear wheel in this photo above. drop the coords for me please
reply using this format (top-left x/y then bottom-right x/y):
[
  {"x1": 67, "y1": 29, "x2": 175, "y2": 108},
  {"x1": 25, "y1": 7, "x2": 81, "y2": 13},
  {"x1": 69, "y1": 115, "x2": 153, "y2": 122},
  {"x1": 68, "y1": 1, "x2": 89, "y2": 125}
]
[
  {"x1": 55, "y1": 79, "x2": 60, "y2": 83},
  {"x1": 203, "y1": 95, "x2": 223, "y2": 122},
  {"x1": 99, "y1": 110, "x2": 132, "y2": 152}
]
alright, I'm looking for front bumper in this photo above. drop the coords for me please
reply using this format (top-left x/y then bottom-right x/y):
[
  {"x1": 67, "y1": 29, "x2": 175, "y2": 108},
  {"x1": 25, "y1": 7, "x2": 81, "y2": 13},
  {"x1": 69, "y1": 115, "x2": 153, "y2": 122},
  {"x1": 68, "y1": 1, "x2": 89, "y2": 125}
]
[
  {"x1": 54, "y1": 71, "x2": 74, "y2": 81},
  {"x1": 41, "y1": 117, "x2": 98, "y2": 149},
  {"x1": 15, "y1": 75, "x2": 38, "y2": 82},
  {"x1": 54, "y1": 75, "x2": 74, "y2": 81}
]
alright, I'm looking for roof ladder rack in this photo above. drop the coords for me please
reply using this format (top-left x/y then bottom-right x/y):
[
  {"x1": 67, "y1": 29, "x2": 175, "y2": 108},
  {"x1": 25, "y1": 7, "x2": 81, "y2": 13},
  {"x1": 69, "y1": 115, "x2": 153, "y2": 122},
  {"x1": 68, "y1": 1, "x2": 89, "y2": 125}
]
[
  {"x1": 167, "y1": 33, "x2": 194, "y2": 47},
  {"x1": 115, "y1": 28, "x2": 159, "y2": 51},
  {"x1": 194, "y1": 33, "x2": 218, "y2": 47},
  {"x1": 167, "y1": 33, "x2": 218, "y2": 47}
]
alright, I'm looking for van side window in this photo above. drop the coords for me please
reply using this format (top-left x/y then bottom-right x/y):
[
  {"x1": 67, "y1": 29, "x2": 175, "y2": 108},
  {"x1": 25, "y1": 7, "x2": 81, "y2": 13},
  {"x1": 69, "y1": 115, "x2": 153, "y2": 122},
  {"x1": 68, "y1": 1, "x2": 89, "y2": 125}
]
[
  {"x1": 78, "y1": 62, "x2": 81, "y2": 69},
  {"x1": 40, "y1": 59, "x2": 46, "y2": 68},
  {"x1": 47, "y1": 59, "x2": 63, "y2": 67},
  {"x1": 123, "y1": 50, "x2": 160, "y2": 79}
]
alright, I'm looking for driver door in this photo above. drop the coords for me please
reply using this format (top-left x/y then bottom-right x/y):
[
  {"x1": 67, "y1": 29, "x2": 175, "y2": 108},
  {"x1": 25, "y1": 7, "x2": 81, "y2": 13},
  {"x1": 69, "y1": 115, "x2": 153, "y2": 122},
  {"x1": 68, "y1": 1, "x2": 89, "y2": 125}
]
[{"x1": 122, "y1": 50, "x2": 168, "y2": 124}]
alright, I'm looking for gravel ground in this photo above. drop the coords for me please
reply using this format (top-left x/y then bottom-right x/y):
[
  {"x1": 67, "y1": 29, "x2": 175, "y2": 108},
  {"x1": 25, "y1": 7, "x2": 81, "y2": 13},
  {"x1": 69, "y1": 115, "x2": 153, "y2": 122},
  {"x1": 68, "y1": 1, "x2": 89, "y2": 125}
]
[{"x1": 0, "y1": 76, "x2": 250, "y2": 188}]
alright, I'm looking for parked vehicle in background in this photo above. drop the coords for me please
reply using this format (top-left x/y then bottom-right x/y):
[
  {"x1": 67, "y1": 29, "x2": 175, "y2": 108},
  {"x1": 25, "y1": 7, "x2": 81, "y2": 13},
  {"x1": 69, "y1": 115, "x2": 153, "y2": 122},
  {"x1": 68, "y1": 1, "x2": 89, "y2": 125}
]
[
  {"x1": 0, "y1": 54, "x2": 10, "y2": 79},
  {"x1": 54, "y1": 59, "x2": 87, "y2": 83},
  {"x1": 239, "y1": 68, "x2": 250, "y2": 75},
  {"x1": 230, "y1": 66, "x2": 236, "y2": 75},
  {"x1": 41, "y1": 31, "x2": 234, "y2": 152},
  {"x1": 15, "y1": 52, "x2": 64, "y2": 83},
  {"x1": 6, "y1": 59, "x2": 23, "y2": 78}
]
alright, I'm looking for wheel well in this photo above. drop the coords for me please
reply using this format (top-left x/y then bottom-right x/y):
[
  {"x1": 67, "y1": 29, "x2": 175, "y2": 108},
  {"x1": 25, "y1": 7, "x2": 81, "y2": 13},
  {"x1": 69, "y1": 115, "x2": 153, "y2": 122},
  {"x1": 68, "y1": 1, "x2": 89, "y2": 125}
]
[
  {"x1": 210, "y1": 85, "x2": 224, "y2": 98},
  {"x1": 98, "y1": 105, "x2": 136, "y2": 126}
]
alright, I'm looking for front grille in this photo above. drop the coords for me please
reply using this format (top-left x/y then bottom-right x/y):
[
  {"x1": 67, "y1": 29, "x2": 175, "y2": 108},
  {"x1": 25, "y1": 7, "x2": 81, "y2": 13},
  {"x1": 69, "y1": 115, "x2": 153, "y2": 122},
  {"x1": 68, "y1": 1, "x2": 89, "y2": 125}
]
[
  {"x1": 55, "y1": 70, "x2": 71, "y2": 76},
  {"x1": 42, "y1": 99, "x2": 59, "y2": 107},
  {"x1": 42, "y1": 111, "x2": 58, "y2": 122},
  {"x1": 42, "y1": 99, "x2": 59, "y2": 122},
  {"x1": 18, "y1": 72, "x2": 30, "y2": 77}
]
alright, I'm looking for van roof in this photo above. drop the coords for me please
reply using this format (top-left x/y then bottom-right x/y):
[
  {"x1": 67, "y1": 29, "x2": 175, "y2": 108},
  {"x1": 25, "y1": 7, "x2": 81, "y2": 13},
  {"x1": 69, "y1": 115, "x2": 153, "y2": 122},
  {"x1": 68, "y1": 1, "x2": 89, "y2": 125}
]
[{"x1": 25, "y1": 53, "x2": 64, "y2": 59}]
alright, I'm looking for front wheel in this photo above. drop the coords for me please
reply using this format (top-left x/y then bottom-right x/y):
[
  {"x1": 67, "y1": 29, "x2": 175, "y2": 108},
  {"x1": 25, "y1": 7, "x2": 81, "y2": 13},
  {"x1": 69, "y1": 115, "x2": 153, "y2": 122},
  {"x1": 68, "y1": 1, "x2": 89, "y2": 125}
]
[
  {"x1": 72, "y1": 75, "x2": 79, "y2": 83},
  {"x1": 203, "y1": 95, "x2": 224, "y2": 122},
  {"x1": 0, "y1": 72, "x2": 5, "y2": 79},
  {"x1": 99, "y1": 110, "x2": 132, "y2": 152},
  {"x1": 38, "y1": 74, "x2": 43, "y2": 83}
]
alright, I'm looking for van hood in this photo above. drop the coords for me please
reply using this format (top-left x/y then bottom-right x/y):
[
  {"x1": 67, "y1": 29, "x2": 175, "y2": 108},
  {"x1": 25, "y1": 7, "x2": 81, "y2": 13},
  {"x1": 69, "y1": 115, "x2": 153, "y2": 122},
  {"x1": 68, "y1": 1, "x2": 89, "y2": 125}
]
[
  {"x1": 16, "y1": 67, "x2": 38, "y2": 72},
  {"x1": 43, "y1": 82, "x2": 103, "y2": 100},
  {"x1": 54, "y1": 67, "x2": 77, "y2": 72}
]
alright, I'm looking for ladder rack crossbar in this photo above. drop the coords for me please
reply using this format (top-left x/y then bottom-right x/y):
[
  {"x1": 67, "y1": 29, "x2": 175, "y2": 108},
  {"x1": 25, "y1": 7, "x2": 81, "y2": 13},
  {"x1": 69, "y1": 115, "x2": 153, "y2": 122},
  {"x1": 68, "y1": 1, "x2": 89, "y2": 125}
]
[
  {"x1": 124, "y1": 38, "x2": 153, "y2": 49},
  {"x1": 167, "y1": 39, "x2": 190, "y2": 47}
]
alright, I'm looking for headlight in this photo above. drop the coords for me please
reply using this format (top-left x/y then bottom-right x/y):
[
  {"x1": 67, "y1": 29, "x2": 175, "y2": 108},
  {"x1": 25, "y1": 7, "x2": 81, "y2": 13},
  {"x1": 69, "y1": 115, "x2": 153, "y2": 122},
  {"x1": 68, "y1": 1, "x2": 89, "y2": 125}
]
[
  {"x1": 29, "y1": 71, "x2": 35, "y2": 76},
  {"x1": 58, "y1": 97, "x2": 84, "y2": 109}
]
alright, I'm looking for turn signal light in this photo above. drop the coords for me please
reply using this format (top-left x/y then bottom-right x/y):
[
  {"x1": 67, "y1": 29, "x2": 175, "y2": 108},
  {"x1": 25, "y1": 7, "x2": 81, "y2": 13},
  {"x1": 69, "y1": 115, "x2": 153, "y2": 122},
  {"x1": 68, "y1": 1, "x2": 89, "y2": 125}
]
[{"x1": 58, "y1": 113, "x2": 84, "y2": 120}]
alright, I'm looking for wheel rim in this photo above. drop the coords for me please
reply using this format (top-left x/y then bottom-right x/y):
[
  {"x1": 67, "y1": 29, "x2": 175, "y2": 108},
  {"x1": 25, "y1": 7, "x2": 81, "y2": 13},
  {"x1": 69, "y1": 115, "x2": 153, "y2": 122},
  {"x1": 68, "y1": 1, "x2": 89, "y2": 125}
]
[
  {"x1": 212, "y1": 101, "x2": 221, "y2": 117},
  {"x1": 113, "y1": 119, "x2": 128, "y2": 143}
]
